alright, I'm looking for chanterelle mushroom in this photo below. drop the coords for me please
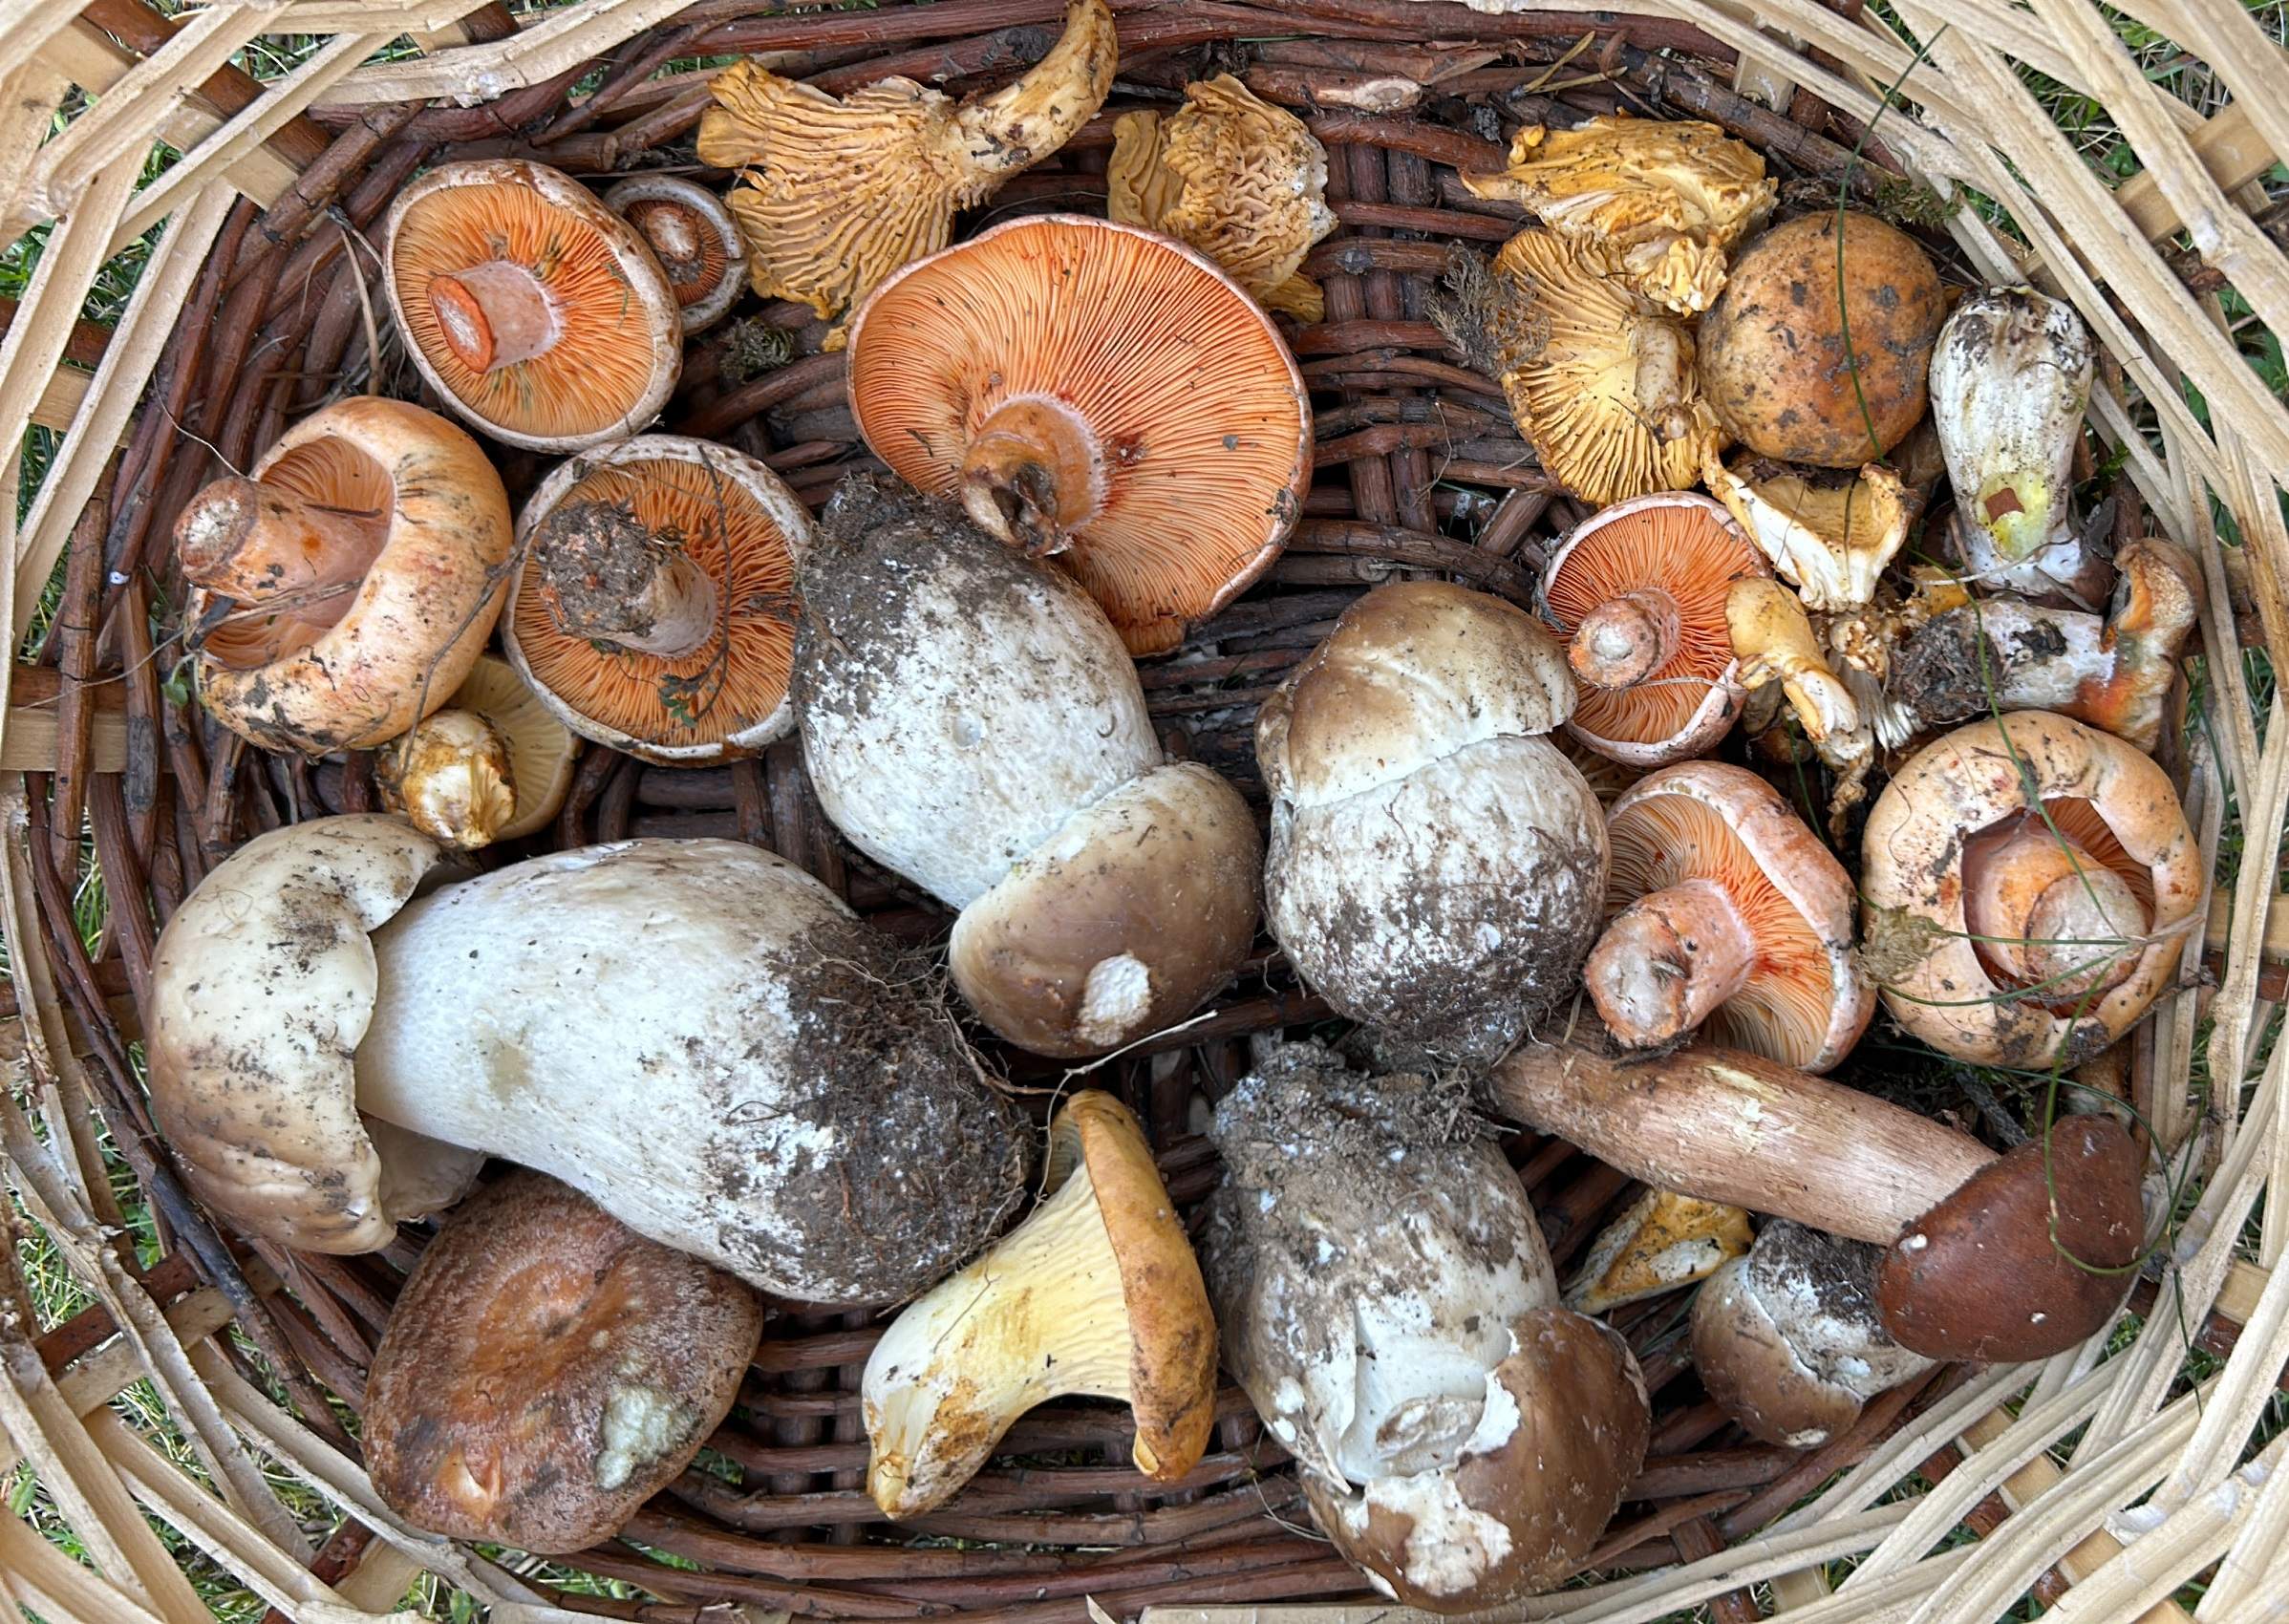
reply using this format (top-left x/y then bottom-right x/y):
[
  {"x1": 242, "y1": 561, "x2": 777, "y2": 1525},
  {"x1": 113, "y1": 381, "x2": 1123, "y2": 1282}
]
[
  {"x1": 1703, "y1": 455, "x2": 1918, "y2": 613},
  {"x1": 1107, "y1": 74, "x2": 1338, "y2": 321},
  {"x1": 863, "y1": 1091, "x2": 1215, "y2": 1518},
  {"x1": 179, "y1": 396, "x2": 512, "y2": 756},
  {"x1": 1459, "y1": 115, "x2": 1775, "y2": 314},
  {"x1": 695, "y1": 0, "x2": 1115, "y2": 338},
  {"x1": 602, "y1": 175, "x2": 748, "y2": 335}
]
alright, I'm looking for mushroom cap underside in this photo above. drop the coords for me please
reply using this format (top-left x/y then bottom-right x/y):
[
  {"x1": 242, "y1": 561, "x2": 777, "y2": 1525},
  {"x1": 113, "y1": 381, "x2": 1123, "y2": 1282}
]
[
  {"x1": 602, "y1": 174, "x2": 748, "y2": 333},
  {"x1": 1702, "y1": 456, "x2": 1916, "y2": 613}
]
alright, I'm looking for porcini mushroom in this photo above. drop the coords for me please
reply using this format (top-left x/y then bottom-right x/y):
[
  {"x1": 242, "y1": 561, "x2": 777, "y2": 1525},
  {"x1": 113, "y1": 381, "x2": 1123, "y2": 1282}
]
[
  {"x1": 601, "y1": 175, "x2": 748, "y2": 335},
  {"x1": 794, "y1": 475, "x2": 1259, "y2": 1057},
  {"x1": 180, "y1": 396, "x2": 512, "y2": 756},
  {"x1": 695, "y1": 0, "x2": 1115, "y2": 336},
  {"x1": 364, "y1": 1170, "x2": 762, "y2": 1552},
  {"x1": 846, "y1": 213, "x2": 1312, "y2": 654},
  {"x1": 1256, "y1": 581, "x2": 1608, "y2": 1058},
  {"x1": 1541, "y1": 491, "x2": 1769, "y2": 766},
  {"x1": 1861, "y1": 712, "x2": 2200, "y2": 1068},
  {"x1": 146, "y1": 816, "x2": 1029, "y2": 1303},
  {"x1": 1106, "y1": 74, "x2": 1339, "y2": 321},
  {"x1": 1565, "y1": 1187, "x2": 1753, "y2": 1315},
  {"x1": 863, "y1": 1091, "x2": 1214, "y2": 1517},
  {"x1": 1698, "y1": 210, "x2": 1946, "y2": 467},
  {"x1": 1491, "y1": 1037, "x2": 2146, "y2": 1361},
  {"x1": 376, "y1": 652, "x2": 578, "y2": 849},
  {"x1": 1588, "y1": 760, "x2": 1873, "y2": 1070},
  {"x1": 1459, "y1": 115, "x2": 1775, "y2": 314},
  {"x1": 1703, "y1": 455, "x2": 1918, "y2": 612},
  {"x1": 1206, "y1": 1043, "x2": 1650, "y2": 1610},
  {"x1": 505, "y1": 435, "x2": 807, "y2": 766},
  {"x1": 385, "y1": 160, "x2": 681, "y2": 452}
]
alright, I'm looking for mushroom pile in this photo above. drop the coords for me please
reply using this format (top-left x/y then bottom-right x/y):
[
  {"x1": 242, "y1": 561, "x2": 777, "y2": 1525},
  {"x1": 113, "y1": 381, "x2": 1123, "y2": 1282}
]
[{"x1": 144, "y1": 27, "x2": 2220, "y2": 1612}]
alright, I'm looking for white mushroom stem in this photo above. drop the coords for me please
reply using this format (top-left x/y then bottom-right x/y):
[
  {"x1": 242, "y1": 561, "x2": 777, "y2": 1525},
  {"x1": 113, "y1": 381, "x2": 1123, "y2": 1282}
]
[
  {"x1": 427, "y1": 261, "x2": 564, "y2": 373},
  {"x1": 1727, "y1": 577, "x2": 1861, "y2": 749},
  {"x1": 1586, "y1": 877, "x2": 1757, "y2": 1047},
  {"x1": 958, "y1": 394, "x2": 1109, "y2": 556},
  {"x1": 534, "y1": 500, "x2": 720, "y2": 660},
  {"x1": 177, "y1": 475, "x2": 382, "y2": 610},
  {"x1": 376, "y1": 709, "x2": 516, "y2": 851},
  {"x1": 1570, "y1": 588, "x2": 1679, "y2": 689},
  {"x1": 1962, "y1": 817, "x2": 2149, "y2": 1000}
]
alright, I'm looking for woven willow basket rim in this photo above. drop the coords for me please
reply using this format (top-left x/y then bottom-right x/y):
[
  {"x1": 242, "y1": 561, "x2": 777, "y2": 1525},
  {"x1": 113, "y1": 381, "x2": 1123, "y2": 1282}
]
[{"x1": 1, "y1": 3, "x2": 2285, "y2": 1622}]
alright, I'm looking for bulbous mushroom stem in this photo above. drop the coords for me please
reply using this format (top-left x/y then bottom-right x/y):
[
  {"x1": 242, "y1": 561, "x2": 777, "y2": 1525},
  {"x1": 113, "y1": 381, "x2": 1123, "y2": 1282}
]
[
  {"x1": 376, "y1": 709, "x2": 518, "y2": 851},
  {"x1": 533, "y1": 500, "x2": 719, "y2": 660},
  {"x1": 1963, "y1": 816, "x2": 2150, "y2": 1001},
  {"x1": 1569, "y1": 588, "x2": 1680, "y2": 689},
  {"x1": 427, "y1": 262, "x2": 563, "y2": 374},
  {"x1": 1586, "y1": 877, "x2": 1756, "y2": 1048},
  {"x1": 958, "y1": 395, "x2": 1109, "y2": 557}
]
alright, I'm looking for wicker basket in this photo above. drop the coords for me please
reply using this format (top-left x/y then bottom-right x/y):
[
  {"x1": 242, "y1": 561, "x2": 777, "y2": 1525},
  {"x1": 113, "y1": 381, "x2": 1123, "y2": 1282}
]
[{"x1": 2, "y1": 2, "x2": 2285, "y2": 1620}]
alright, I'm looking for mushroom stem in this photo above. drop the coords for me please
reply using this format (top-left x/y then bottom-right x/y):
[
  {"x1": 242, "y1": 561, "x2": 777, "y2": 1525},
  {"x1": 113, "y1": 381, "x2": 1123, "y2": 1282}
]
[
  {"x1": 958, "y1": 394, "x2": 1108, "y2": 557},
  {"x1": 1962, "y1": 815, "x2": 2150, "y2": 1001},
  {"x1": 427, "y1": 261, "x2": 563, "y2": 374},
  {"x1": 621, "y1": 198, "x2": 707, "y2": 284},
  {"x1": 177, "y1": 474, "x2": 385, "y2": 608},
  {"x1": 1569, "y1": 588, "x2": 1679, "y2": 688},
  {"x1": 1585, "y1": 876, "x2": 1757, "y2": 1047},
  {"x1": 952, "y1": 0, "x2": 1120, "y2": 181},
  {"x1": 534, "y1": 501, "x2": 720, "y2": 660}
]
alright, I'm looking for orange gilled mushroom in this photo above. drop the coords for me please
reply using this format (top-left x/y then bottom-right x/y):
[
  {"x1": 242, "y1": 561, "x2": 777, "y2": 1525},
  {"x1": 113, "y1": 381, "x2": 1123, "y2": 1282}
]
[
  {"x1": 505, "y1": 437, "x2": 809, "y2": 766},
  {"x1": 386, "y1": 160, "x2": 681, "y2": 453},
  {"x1": 847, "y1": 214, "x2": 1313, "y2": 655},
  {"x1": 603, "y1": 175, "x2": 748, "y2": 335},
  {"x1": 1542, "y1": 492, "x2": 1768, "y2": 766}
]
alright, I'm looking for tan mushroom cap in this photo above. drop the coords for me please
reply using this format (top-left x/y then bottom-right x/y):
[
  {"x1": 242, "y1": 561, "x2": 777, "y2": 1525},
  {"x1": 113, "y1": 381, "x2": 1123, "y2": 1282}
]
[
  {"x1": 1107, "y1": 75, "x2": 1338, "y2": 321},
  {"x1": 1703, "y1": 454, "x2": 1917, "y2": 613},
  {"x1": 1861, "y1": 713, "x2": 2200, "y2": 1069},
  {"x1": 847, "y1": 213, "x2": 1312, "y2": 654},
  {"x1": 696, "y1": 0, "x2": 1115, "y2": 336},
  {"x1": 365, "y1": 1170, "x2": 763, "y2": 1553},
  {"x1": 602, "y1": 175, "x2": 748, "y2": 334},
  {"x1": 386, "y1": 160, "x2": 681, "y2": 452}
]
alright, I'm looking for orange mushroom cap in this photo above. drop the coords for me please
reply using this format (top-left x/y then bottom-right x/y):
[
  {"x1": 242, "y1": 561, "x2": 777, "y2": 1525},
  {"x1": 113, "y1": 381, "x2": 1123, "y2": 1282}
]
[
  {"x1": 386, "y1": 160, "x2": 681, "y2": 452},
  {"x1": 505, "y1": 437, "x2": 809, "y2": 765},
  {"x1": 1542, "y1": 492, "x2": 1768, "y2": 766},
  {"x1": 846, "y1": 214, "x2": 1312, "y2": 655}
]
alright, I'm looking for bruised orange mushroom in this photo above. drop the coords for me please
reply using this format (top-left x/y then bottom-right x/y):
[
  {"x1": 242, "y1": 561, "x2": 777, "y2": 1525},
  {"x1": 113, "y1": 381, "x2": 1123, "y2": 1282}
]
[
  {"x1": 846, "y1": 214, "x2": 1312, "y2": 654},
  {"x1": 505, "y1": 437, "x2": 809, "y2": 765},
  {"x1": 1542, "y1": 492, "x2": 1767, "y2": 766},
  {"x1": 386, "y1": 160, "x2": 681, "y2": 452},
  {"x1": 603, "y1": 175, "x2": 747, "y2": 335}
]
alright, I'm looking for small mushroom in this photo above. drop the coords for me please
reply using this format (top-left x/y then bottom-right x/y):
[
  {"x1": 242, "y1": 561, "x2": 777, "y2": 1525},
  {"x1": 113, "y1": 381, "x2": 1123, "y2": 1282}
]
[
  {"x1": 1256, "y1": 581, "x2": 1608, "y2": 1058},
  {"x1": 375, "y1": 652, "x2": 578, "y2": 849},
  {"x1": 1690, "y1": 1221, "x2": 1932, "y2": 1448},
  {"x1": 1565, "y1": 1186, "x2": 1754, "y2": 1315},
  {"x1": 601, "y1": 175, "x2": 748, "y2": 335},
  {"x1": 364, "y1": 1170, "x2": 762, "y2": 1552},
  {"x1": 1703, "y1": 455, "x2": 1919, "y2": 613},
  {"x1": 1106, "y1": 74, "x2": 1338, "y2": 320},
  {"x1": 695, "y1": 0, "x2": 1115, "y2": 337},
  {"x1": 863, "y1": 1091, "x2": 1215, "y2": 1518},
  {"x1": 1206, "y1": 1043, "x2": 1650, "y2": 1610},
  {"x1": 1588, "y1": 760, "x2": 1873, "y2": 1071},
  {"x1": 506, "y1": 436, "x2": 807, "y2": 766},
  {"x1": 1862, "y1": 712, "x2": 2200, "y2": 1068},
  {"x1": 179, "y1": 396, "x2": 513, "y2": 756},
  {"x1": 385, "y1": 160, "x2": 681, "y2": 452},
  {"x1": 1491, "y1": 1038, "x2": 2146, "y2": 1361},
  {"x1": 1542, "y1": 491, "x2": 1770, "y2": 766},
  {"x1": 1698, "y1": 210, "x2": 1946, "y2": 467},
  {"x1": 1458, "y1": 116, "x2": 1775, "y2": 314},
  {"x1": 846, "y1": 213, "x2": 1312, "y2": 653},
  {"x1": 1889, "y1": 538, "x2": 2198, "y2": 751},
  {"x1": 1726, "y1": 576, "x2": 1875, "y2": 825}
]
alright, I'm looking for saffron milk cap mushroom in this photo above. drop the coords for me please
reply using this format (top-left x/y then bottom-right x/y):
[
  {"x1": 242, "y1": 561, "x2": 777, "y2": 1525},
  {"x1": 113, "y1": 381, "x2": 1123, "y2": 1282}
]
[
  {"x1": 179, "y1": 396, "x2": 513, "y2": 756},
  {"x1": 385, "y1": 160, "x2": 681, "y2": 452},
  {"x1": 863, "y1": 1090, "x2": 1215, "y2": 1517},
  {"x1": 376, "y1": 652, "x2": 579, "y2": 849},
  {"x1": 602, "y1": 175, "x2": 748, "y2": 334}
]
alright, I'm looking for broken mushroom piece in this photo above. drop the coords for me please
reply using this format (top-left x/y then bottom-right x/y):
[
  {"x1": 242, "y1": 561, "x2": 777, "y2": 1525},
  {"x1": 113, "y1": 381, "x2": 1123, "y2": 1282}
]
[
  {"x1": 1257, "y1": 582, "x2": 1608, "y2": 1058},
  {"x1": 365, "y1": 1171, "x2": 762, "y2": 1552},
  {"x1": 181, "y1": 396, "x2": 513, "y2": 756},
  {"x1": 1207, "y1": 1043, "x2": 1650, "y2": 1610},
  {"x1": 601, "y1": 175, "x2": 748, "y2": 335},
  {"x1": 380, "y1": 653, "x2": 578, "y2": 849},
  {"x1": 847, "y1": 213, "x2": 1311, "y2": 654},
  {"x1": 1691, "y1": 1221, "x2": 1932, "y2": 1448},
  {"x1": 506, "y1": 436, "x2": 807, "y2": 765},
  {"x1": 1703, "y1": 455, "x2": 1917, "y2": 613},
  {"x1": 696, "y1": 0, "x2": 1115, "y2": 336},
  {"x1": 385, "y1": 160, "x2": 680, "y2": 452},
  {"x1": 1726, "y1": 576, "x2": 1874, "y2": 810},
  {"x1": 1565, "y1": 1187, "x2": 1753, "y2": 1315},
  {"x1": 1491, "y1": 1039, "x2": 2146, "y2": 1361},
  {"x1": 1589, "y1": 761, "x2": 1873, "y2": 1071},
  {"x1": 864, "y1": 1091, "x2": 1214, "y2": 1517},
  {"x1": 1542, "y1": 491, "x2": 1768, "y2": 766},
  {"x1": 1863, "y1": 712, "x2": 2200, "y2": 1068},
  {"x1": 1458, "y1": 116, "x2": 1775, "y2": 314},
  {"x1": 145, "y1": 816, "x2": 1030, "y2": 1302}
]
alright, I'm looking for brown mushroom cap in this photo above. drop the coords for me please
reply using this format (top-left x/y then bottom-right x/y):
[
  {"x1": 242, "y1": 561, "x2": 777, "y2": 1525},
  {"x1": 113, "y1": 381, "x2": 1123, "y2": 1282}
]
[
  {"x1": 846, "y1": 213, "x2": 1312, "y2": 654},
  {"x1": 1697, "y1": 210, "x2": 1946, "y2": 468},
  {"x1": 1876, "y1": 1115, "x2": 2143, "y2": 1361},
  {"x1": 386, "y1": 160, "x2": 681, "y2": 452},
  {"x1": 365, "y1": 1170, "x2": 763, "y2": 1553},
  {"x1": 602, "y1": 175, "x2": 747, "y2": 334}
]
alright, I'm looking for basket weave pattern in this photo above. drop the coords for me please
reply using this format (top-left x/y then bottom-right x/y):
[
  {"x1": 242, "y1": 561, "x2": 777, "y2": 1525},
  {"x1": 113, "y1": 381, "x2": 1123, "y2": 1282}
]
[{"x1": 1, "y1": 3, "x2": 2285, "y2": 1622}]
